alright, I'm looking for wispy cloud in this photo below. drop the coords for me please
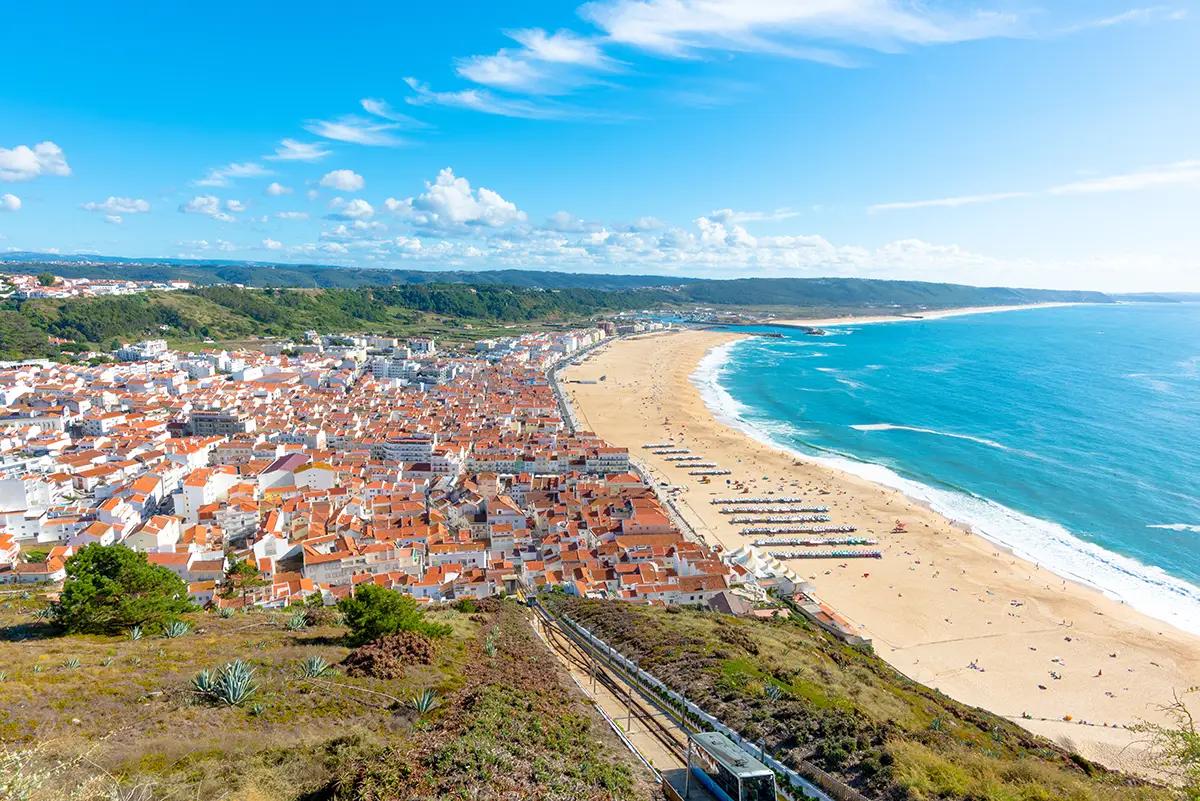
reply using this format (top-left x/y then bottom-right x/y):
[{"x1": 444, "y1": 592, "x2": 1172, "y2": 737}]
[
  {"x1": 264, "y1": 139, "x2": 331, "y2": 162},
  {"x1": 303, "y1": 116, "x2": 408, "y2": 146},
  {"x1": 869, "y1": 191, "x2": 1033, "y2": 213},
  {"x1": 579, "y1": 0, "x2": 1018, "y2": 58},
  {"x1": 871, "y1": 160, "x2": 1200, "y2": 212},
  {"x1": 1047, "y1": 160, "x2": 1200, "y2": 194},
  {"x1": 455, "y1": 28, "x2": 617, "y2": 94},
  {"x1": 1071, "y1": 6, "x2": 1187, "y2": 31},
  {"x1": 195, "y1": 162, "x2": 272, "y2": 187},
  {"x1": 403, "y1": 78, "x2": 576, "y2": 119}
]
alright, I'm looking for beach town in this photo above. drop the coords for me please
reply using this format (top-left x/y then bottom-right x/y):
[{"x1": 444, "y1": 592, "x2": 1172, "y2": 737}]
[{"x1": 1, "y1": 319, "x2": 1198, "y2": 776}]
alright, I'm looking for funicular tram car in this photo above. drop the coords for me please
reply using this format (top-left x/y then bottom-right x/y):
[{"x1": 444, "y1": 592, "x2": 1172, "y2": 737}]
[{"x1": 686, "y1": 731, "x2": 777, "y2": 801}]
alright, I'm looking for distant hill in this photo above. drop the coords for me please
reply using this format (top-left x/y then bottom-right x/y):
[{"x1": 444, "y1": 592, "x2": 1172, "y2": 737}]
[
  {"x1": 1111, "y1": 292, "x2": 1200, "y2": 303},
  {"x1": 1, "y1": 253, "x2": 1111, "y2": 308},
  {"x1": 0, "y1": 253, "x2": 698, "y2": 291},
  {"x1": 674, "y1": 277, "x2": 1111, "y2": 308}
]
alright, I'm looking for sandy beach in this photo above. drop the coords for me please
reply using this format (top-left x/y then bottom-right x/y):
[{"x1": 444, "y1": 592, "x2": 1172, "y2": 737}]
[
  {"x1": 774, "y1": 302, "x2": 1081, "y2": 327},
  {"x1": 562, "y1": 327, "x2": 1200, "y2": 773}
]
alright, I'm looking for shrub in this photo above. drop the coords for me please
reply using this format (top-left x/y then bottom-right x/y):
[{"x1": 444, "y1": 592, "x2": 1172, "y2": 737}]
[
  {"x1": 337, "y1": 585, "x2": 450, "y2": 646},
  {"x1": 304, "y1": 607, "x2": 342, "y2": 627},
  {"x1": 343, "y1": 631, "x2": 436, "y2": 679},
  {"x1": 51, "y1": 544, "x2": 194, "y2": 635}
]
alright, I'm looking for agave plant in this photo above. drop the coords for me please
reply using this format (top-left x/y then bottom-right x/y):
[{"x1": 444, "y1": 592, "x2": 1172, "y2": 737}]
[
  {"x1": 285, "y1": 610, "x2": 308, "y2": 631},
  {"x1": 409, "y1": 689, "x2": 440, "y2": 715},
  {"x1": 62, "y1": 656, "x2": 81, "y2": 670},
  {"x1": 483, "y1": 636, "x2": 498, "y2": 658},
  {"x1": 0, "y1": 671, "x2": 9, "y2": 681},
  {"x1": 101, "y1": 657, "x2": 114, "y2": 667},
  {"x1": 213, "y1": 659, "x2": 258, "y2": 706},
  {"x1": 32, "y1": 664, "x2": 42, "y2": 674},
  {"x1": 248, "y1": 702, "x2": 265, "y2": 717},
  {"x1": 127, "y1": 625, "x2": 144, "y2": 641},
  {"x1": 163, "y1": 620, "x2": 192, "y2": 639},
  {"x1": 33, "y1": 607, "x2": 53, "y2": 621},
  {"x1": 297, "y1": 656, "x2": 333, "y2": 678},
  {"x1": 218, "y1": 607, "x2": 235, "y2": 619},
  {"x1": 191, "y1": 668, "x2": 218, "y2": 697},
  {"x1": 762, "y1": 684, "x2": 785, "y2": 701}
]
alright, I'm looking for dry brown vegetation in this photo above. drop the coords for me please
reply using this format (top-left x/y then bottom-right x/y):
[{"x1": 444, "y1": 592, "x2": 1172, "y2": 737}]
[{"x1": 0, "y1": 595, "x2": 659, "y2": 801}]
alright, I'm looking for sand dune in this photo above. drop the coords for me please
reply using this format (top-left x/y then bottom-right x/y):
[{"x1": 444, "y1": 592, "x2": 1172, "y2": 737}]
[{"x1": 562, "y1": 328, "x2": 1200, "y2": 773}]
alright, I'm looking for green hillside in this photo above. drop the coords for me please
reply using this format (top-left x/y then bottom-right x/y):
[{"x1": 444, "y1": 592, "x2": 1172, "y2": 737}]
[{"x1": 547, "y1": 596, "x2": 1166, "y2": 801}]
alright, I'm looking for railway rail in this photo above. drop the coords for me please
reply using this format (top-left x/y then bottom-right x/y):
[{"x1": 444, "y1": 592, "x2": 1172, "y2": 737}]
[{"x1": 530, "y1": 602, "x2": 691, "y2": 767}]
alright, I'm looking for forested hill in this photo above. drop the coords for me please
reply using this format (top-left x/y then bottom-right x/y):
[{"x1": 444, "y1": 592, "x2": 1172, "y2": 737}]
[
  {"x1": 2, "y1": 254, "x2": 1111, "y2": 306},
  {"x1": 0, "y1": 255, "x2": 696, "y2": 291},
  {"x1": 675, "y1": 277, "x2": 1110, "y2": 307}
]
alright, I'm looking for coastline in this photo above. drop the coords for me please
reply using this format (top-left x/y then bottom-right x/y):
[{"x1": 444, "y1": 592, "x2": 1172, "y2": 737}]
[
  {"x1": 562, "y1": 328, "x2": 1200, "y2": 773},
  {"x1": 773, "y1": 301, "x2": 1082, "y2": 327}
]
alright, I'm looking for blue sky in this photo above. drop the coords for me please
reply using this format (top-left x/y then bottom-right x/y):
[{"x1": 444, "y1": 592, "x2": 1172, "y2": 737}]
[{"x1": 2, "y1": 0, "x2": 1198, "y2": 291}]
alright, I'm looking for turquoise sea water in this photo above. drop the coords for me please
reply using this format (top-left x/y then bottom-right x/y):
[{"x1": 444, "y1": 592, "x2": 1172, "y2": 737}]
[{"x1": 694, "y1": 303, "x2": 1200, "y2": 634}]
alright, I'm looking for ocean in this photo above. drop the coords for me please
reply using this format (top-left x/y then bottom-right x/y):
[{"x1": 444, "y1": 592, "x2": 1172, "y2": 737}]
[{"x1": 693, "y1": 303, "x2": 1200, "y2": 635}]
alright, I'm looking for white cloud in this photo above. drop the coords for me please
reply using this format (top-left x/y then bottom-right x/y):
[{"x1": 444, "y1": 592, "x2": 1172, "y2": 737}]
[
  {"x1": 0, "y1": 142, "x2": 71, "y2": 182},
  {"x1": 276, "y1": 211, "x2": 309, "y2": 220},
  {"x1": 1048, "y1": 160, "x2": 1200, "y2": 195},
  {"x1": 0, "y1": 194, "x2": 20, "y2": 212},
  {"x1": 869, "y1": 191, "x2": 1033, "y2": 213},
  {"x1": 545, "y1": 210, "x2": 592, "y2": 231},
  {"x1": 304, "y1": 116, "x2": 406, "y2": 147},
  {"x1": 196, "y1": 162, "x2": 272, "y2": 187},
  {"x1": 265, "y1": 182, "x2": 293, "y2": 196},
  {"x1": 262, "y1": 238, "x2": 283, "y2": 250},
  {"x1": 81, "y1": 196, "x2": 151, "y2": 215},
  {"x1": 226, "y1": 199, "x2": 247, "y2": 212},
  {"x1": 322, "y1": 220, "x2": 388, "y2": 240},
  {"x1": 708, "y1": 207, "x2": 801, "y2": 224},
  {"x1": 456, "y1": 28, "x2": 615, "y2": 95},
  {"x1": 629, "y1": 216, "x2": 666, "y2": 231},
  {"x1": 320, "y1": 169, "x2": 365, "y2": 192},
  {"x1": 104, "y1": 214, "x2": 122, "y2": 225},
  {"x1": 179, "y1": 195, "x2": 236, "y2": 223},
  {"x1": 306, "y1": 189, "x2": 320, "y2": 201},
  {"x1": 580, "y1": 0, "x2": 1016, "y2": 61},
  {"x1": 384, "y1": 167, "x2": 527, "y2": 229},
  {"x1": 328, "y1": 197, "x2": 375, "y2": 220},
  {"x1": 264, "y1": 139, "x2": 331, "y2": 162},
  {"x1": 321, "y1": 242, "x2": 350, "y2": 254},
  {"x1": 404, "y1": 78, "x2": 568, "y2": 119},
  {"x1": 512, "y1": 28, "x2": 610, "y2": 66}
]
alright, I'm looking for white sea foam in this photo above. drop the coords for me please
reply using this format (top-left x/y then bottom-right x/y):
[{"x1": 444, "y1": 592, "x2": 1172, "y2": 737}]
[
  {"x1": 1148, "y1": 524, "x2": 1200, "y2": 533},
  {"x1": 691, "y1": 340, "x2": 1200, "y2": 637},
  {"x1": 850, "y1": 423, "x2": 1011, "y2": 452}
]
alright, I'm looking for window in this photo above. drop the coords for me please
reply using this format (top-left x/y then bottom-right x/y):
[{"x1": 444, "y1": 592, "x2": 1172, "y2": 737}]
[{"x1": 740, "y1": 775, "x2": 775, "y2": 801}]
